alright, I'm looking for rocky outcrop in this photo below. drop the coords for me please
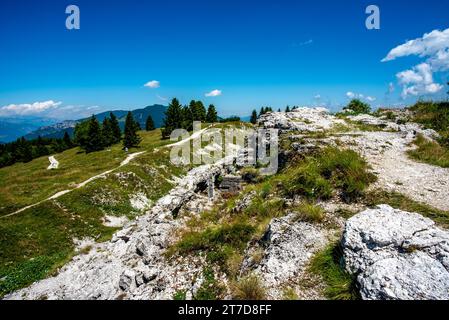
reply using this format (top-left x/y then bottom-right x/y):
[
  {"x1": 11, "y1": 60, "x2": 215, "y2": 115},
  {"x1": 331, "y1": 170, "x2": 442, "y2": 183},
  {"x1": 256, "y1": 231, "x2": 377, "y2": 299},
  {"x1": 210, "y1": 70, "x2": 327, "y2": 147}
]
[
  {"x1": 342, "y1": 205, "x2": 449, "y2": 300},
  {"x1": 241, "y1": 213, "x2": 329, "y2": 299},
  {"x1": 5, "y1": 157, "x2": 235, "y2": 300},
  {"x1": 258, "y1": 108, "x2": 345, "y2": 132},
  {"x1": 347, "y1": 113, "x2": 439, "y2": 140}
]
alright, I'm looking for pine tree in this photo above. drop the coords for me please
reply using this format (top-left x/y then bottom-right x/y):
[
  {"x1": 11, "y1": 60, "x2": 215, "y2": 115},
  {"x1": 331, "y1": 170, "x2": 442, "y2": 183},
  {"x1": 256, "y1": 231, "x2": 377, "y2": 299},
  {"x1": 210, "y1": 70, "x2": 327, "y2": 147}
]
[
  {"x1": 196, "y1": 101, "x2": 207, "y2": 122},
  {"x1": 109, "y1": 112, "x2": 122, "y2": 143},
  {"x1": 285, "y1": 105, "x2": 291, "y2": 112},
  {"x1": 123, "y1": 112, "x2": 141, "y2": 148},
  {"x1": 146, "y1": 115, "x2": 155, "y2": 131},
  {"x1": 189, "y1": 100, "x2": 207, "y2": 122},
  {"x1": 16, "y1": 137, "x2": 33, "y2": 163},
  {"x1": 85, "y1": 115, "x2": 104, "y2": 153},
  {"x1": 162, "y1": 98, "x2": 183, "y2": 138},
  {"x1": 250, "y1": 109, "x2": 258, "y2": 124},
  {"x1": 206, "y1": 104, "x2": 218, "y2": 123},
  {"x1": 63, "y1": 131, "x2": 72, "y2": 148},
  {"x1": 102, "y1": 117, "x2": 114, "y2": 147},
  {"x1": 181, "y1": 105, "x2": 193, "y2": 131}
]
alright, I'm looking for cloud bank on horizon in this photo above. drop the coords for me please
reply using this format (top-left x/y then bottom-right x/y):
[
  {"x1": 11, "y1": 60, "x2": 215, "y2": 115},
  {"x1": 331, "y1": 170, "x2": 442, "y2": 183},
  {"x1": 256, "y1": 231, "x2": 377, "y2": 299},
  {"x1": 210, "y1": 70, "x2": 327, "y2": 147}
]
[
  {"x1": 382, "y1": 27, "x2": 449, "y2": 99},
  {"x1": 0, "y1": 100, "x2": 105, "y2": 120}
]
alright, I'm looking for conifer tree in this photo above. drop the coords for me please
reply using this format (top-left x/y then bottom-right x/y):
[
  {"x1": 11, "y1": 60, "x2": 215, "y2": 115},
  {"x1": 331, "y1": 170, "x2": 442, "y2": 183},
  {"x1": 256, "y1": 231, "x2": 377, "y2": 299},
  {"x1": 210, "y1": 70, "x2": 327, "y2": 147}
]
[
  {"x1": 85, "y1": 115, "x2": 104, "y2": 153},
  {"x1": 145, "y1": 115, "x2": 155, "y2": 131},
  {"x1": 162, "y1": 98, "x2": 183, "y2": 138},
  {"x1": 123, "y1": 112, "x2": 141, "y2": 148},
  {"x1": 196, "y1": 101, "x2": 207, "y2": 122},
  {"x1": 109, "y1": 112, "x2": 122, "y2": 143},
  {"x1": 102, "y1": 117, "x2": 114, "y2": 147},
  {"x1": 63, "y1": 131, "x2": 72, "y2": 148},
  {"x1": 206, "y1": 104, "x2": 218, "y2": 123},
  {"x1": 250, "y1": 109, "x2": 258, "y2": 124},
  {"x1": 181, "y1": 105, "x2": 193, "y2": 131}
]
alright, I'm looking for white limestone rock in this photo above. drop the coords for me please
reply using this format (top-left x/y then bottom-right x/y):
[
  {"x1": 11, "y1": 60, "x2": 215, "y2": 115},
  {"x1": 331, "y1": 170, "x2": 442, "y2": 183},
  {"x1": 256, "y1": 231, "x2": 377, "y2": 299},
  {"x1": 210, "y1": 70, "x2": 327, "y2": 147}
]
[
  {"x1": 342, "y1": 205, "x2": 449, "y2": 300},
  {"x1": 242, "y1": 212, "x2": 328, "y2": 299}
]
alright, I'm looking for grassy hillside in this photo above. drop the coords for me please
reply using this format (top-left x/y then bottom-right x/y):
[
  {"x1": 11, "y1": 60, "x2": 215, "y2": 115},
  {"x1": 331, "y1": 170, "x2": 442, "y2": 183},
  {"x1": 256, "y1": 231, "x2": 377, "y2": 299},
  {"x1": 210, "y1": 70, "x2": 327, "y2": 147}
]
[
  {"x1": 0, "y1": 129, "x2": 190, "y2": 296},
  {"x1": 407, "y1": 101, "x2": 449, "y2": 168},
  {"x1": 0, "y1": 130, "x2": 170, "y2": 216}
]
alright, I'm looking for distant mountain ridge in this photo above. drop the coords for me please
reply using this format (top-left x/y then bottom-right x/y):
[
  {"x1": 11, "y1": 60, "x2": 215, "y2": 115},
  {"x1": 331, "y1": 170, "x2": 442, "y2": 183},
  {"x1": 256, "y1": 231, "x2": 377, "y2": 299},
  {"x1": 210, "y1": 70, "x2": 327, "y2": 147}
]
[
  {"x1": 23, "y1": 104, "x2": 167, "y2": 140},
  {"x1": 0, "y1": 116, "x2": 59, "y2": 142}
]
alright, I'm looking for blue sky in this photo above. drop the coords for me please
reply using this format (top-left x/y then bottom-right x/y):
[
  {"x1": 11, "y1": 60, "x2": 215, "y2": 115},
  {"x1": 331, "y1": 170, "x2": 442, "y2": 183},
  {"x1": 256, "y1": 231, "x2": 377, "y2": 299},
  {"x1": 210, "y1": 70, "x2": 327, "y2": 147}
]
[{"x1": 0, "y1": 0, "x2": 448, "y2": 119}]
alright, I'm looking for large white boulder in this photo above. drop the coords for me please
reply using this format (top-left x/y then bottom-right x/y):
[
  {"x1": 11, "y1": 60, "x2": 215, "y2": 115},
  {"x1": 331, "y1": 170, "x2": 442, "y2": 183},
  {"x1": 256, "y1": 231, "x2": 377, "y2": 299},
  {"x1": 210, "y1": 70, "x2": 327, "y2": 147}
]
[{"x1": 342, "y1": 205, "x2": 449, "y2": 300}]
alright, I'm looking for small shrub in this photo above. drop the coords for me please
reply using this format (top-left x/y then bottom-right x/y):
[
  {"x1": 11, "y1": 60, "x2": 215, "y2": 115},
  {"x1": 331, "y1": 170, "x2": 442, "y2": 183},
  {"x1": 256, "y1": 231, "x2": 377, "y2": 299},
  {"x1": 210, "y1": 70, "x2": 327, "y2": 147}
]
[
  {"x1": 244, "y1": 197, "x2": 285, "y2": 218},
  {"x1": 408, "y1": 134, "x2": 449, "y2": 168},
  {"x1": 195, "y1": 268, "x2": 225, "y2": 300},
  {"x1": 284, "y1": 163, "x2": 333, "y2": 200},
  {"x1": 342, "y1": 99, "x2": 371, "y2": 115},
  {"x1": 294, "y1": 201, "x2": 325, "y2": 223},
  {"x1": 259, "y1": 182, "x2": 271, "y2": 199},
  {"x1": 176, "y1": 222, "x2": 255, "y2": 255},
  {"x1": 173, "y1": 290, "x2": 187, "y2": 300},
  {"x1": 232, "y1": 274, "x2": 267, "y2": 300},
  {"x1": 309, "y1": 244, "x2": 360, "y2": 300},
  {"x1": 283, "y1": 147, "x2": 376, "y2": 203},
  {"x1": 241, "y1": 167, "x2": 261, "y2": 183},
  {"x1": 282, "y1": 287, "x2": 298, "y2": 300}
]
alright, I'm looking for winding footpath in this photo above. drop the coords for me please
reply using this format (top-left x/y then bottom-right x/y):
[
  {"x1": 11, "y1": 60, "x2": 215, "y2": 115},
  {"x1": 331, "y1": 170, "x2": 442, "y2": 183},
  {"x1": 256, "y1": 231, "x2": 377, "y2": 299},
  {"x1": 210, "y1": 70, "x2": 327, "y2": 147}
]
[{"x1": 1, "y1": 151, "x2": 146, "y2": 219}]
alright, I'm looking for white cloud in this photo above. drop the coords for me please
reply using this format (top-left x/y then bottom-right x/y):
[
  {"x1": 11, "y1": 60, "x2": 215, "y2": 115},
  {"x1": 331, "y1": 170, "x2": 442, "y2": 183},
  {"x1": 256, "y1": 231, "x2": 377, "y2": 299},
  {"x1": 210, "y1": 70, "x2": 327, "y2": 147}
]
[
  {"x1": 314, "y1": 94, "x2": 321, "y2": 99},
  {"x1": 346, "y1": 92, "x2": 364, "y2": 99},
  {"x1": 381, "y1": 28, "x2": 449, "y2": 68},
  {"x1": 0, "y1": 101, "x2": 111, "y2": 120},
  {"x1": 205, "y1": 89, "x2": 222, "y2": 97},
  {"x1": 346, "y1": 92, "x2": 376, "y2": 102},
  {"x1": 382, "y1": 28, "x2": 449, "y2": 98},
  {"x1": 0, "y1": 100, "x2": 62, "y2": 116},
  {"x1": 396, "y1": 63, "x2": 443, "y2": 98},
  {"x1": 144, "y1": 80, "x2": 160, "y2": 89}
]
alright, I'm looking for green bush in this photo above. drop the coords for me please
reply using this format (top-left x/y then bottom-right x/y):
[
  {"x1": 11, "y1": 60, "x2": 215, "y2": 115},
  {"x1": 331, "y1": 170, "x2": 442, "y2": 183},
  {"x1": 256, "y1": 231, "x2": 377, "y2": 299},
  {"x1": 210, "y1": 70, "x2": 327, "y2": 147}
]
[
  {"x1": 195, "y1": 267, "x2": 225, "y2": 300},
  {"x1": 342, "y1": 99, "x2": 371, "y2": 115},
  {"x1": 173, "y1": 290, "x2": 187, "y2": 300},
  {"x1": 410, "y1": 101, "x2": 449, "y2": 133},
  {"x1": 175, "y1": 222, "x2": 255, "y2": 262},
  {"x1": 309, "y1": 244, "x2": 360, "y2": 300},
  {"x1": 294, "y1": 201, "x2": 325, "y2": 223},
  {"x1": 408, "y1": 134, "x2": 449, "y2": 168},
  {"x1": 284, "y1": 147, "x2": 376, "y2": 202},
  {"x1": 232, "y1": 274, "x2": 266, "y2": 300}
]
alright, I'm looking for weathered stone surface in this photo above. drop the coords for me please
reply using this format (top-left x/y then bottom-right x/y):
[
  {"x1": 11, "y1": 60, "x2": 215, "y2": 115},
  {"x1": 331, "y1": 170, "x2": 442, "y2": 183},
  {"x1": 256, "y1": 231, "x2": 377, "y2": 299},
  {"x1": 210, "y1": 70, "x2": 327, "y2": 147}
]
[
  {"x1": 347, "y1": 113, "x2": 439, "y2": 140},
  {"x1": 5, "y1": 158, "x2": 235, "y2": 300},
  {"x1": 241, "y1": 213, "x2": 329, "y2": 299},
  {"x1": 342, "y1": 205, "x2": 449, "y2": 300},
  {"x1": 258, "y1": 108, "x2": 345, "y2": 132}
]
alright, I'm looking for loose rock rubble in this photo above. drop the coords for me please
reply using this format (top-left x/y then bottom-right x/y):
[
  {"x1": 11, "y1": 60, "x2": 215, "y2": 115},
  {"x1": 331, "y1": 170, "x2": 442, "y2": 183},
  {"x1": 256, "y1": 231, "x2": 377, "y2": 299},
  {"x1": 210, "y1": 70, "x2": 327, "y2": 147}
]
[
  {"x1": 241, "y1": 213, "x2": 330, "y2": 299},
  {"x1": 342, "y1": 205, "x2": 449, "y2": 300}
]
